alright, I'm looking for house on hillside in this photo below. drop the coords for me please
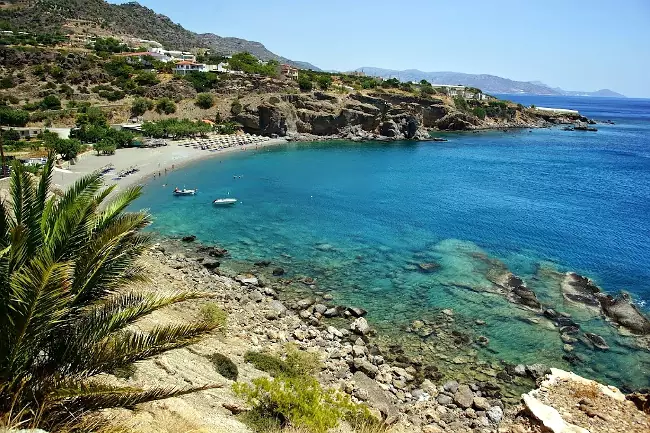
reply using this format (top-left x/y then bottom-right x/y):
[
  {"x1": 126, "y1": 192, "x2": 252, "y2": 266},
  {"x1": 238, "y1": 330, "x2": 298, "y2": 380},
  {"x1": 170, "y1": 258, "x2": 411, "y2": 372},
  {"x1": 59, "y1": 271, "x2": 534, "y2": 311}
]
[
  {"x1": 436, "y1": 85, "x2": 489, "y2": 100},
  {"x1": 117, "y1": 51, "x2": 172, "y2": 64},
  {"x1": 174, "y1": 61, "x2": 206, "y2": 75},
  {"x1": 280, "y1": 64, "x2": 299, "y2": 81},
  {"x1": 151, "y1": 48, "x2": 196, "y2": 62}
]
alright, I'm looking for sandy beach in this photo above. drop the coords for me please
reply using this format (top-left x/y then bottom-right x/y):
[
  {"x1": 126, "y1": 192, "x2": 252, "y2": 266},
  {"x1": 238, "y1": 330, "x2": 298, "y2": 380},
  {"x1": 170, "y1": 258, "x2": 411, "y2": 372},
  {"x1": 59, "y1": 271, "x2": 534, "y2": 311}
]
[{"x1": 52, "y1": 136, "x2": 288, "y2": 192}]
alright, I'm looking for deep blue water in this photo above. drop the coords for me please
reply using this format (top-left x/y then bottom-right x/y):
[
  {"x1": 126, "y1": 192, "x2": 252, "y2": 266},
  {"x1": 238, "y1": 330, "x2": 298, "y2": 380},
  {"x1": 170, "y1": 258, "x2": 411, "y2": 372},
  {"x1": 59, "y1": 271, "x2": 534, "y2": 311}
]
[{"x1": 133, "y1": 96, "x2": 650, "y2": 388}]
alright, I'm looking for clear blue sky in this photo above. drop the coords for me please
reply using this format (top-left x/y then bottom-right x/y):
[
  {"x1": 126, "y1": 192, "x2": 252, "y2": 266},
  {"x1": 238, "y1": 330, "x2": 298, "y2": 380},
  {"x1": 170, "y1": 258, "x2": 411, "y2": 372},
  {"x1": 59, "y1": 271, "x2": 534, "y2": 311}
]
[{"x1": 111, "y1": 0, "x2": 650, "y2": 97}]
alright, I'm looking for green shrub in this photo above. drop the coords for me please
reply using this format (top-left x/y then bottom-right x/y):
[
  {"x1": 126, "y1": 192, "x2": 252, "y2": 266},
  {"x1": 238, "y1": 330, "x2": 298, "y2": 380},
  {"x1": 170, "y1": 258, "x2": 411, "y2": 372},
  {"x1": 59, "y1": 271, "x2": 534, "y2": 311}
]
[
  {"x1": 244, "y1": 351, "x2": 292, "y2": 377},
  {"x1": 285, "y1": 344, "x2": 321, "y2": 377},
  {"x1": 40, "y1": 95, "x2": 61, "y2": 110},
  {"x1": 298, "y1": 75, "x2": 313, "y2": 92},
  {"x1": 200, "y1": 303, "x2": 227, "y2": 329},
  {"x1": 230, "y1": 99, "x2": 243, "y2": 115},
  {"x1": 131, "y1": 97, "x2": 154, "y2": 116},
  {"x1": 156, "y1": 97, "x2": 176, "y2": 114},
  {"x1": 234, "y1": 375, "x2": 367, "y2": 433},
  {"x1": 244, "y1": 345, "x2": 321, "y2": 378},
  {"x1": 454, "y1": 97, "x2": 469, "y2": 112},
  {"x1": 0, "y1": 107, "x2": 30, "y2": 126},
  {"x1": 0, "y1": 76, "x2": 15, "y2": 89},
  {"x1": 208, "y1": 353, "x2": 238, "y2": 381},
  {"x1": 196, "y1": 93, "x2": 215, "y2": 109},
  {"x1": 472, "y1": 106, "x2": 487, "y2": 119}
]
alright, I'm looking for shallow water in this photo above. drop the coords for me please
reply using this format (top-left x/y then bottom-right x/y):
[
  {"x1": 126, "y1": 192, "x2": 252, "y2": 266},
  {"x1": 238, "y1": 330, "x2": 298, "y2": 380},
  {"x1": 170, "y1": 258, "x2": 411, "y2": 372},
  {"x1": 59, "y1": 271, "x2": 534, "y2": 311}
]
[{"x1": 133, "y1": 96, "x2": 650, "y2": 389}]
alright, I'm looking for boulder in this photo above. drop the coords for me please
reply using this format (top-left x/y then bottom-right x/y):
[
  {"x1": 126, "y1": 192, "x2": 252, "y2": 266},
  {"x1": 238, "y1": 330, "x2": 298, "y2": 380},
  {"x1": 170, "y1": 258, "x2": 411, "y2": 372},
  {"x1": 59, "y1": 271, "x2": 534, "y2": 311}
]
[
  {"x1": 453, "y1": 384, "x2": 474, "y2": 409},
  {"x1": 202, "y1": 259, "x2": 220, "y2": 270},
  {"x1": 272, "y1": 267, "x2": 285, "y2": 276},
  {"x1": 353, "y1": 358, "x2": 379, "y2": 377},
  {"x1": 254, "y1": 260, "x2": 271, "y2": 267},
  {"x1": 437, "y1": 394, "x2": 453, "y2": 405},
  {"x1": 352, "y1": 371, "x2": 399, "y2": 418},
  {"x1": 486, "y1": 406, "x2": 503, "y2": 423},
  {"x1": 443, "y1": 380, "x2": 459, "y2": 393},
  {"x1": 473, "y1": 396, "x2": 490, "y2": 411},
  {"x1": 181, "y1": 235, "x2": 196, "y2": 242},
  {"x1": 351, "y1": 317, "x2": 371, "y2": 335},
  {"x1": 348, "y1": 307, "x2": 368, "y2": 318}
]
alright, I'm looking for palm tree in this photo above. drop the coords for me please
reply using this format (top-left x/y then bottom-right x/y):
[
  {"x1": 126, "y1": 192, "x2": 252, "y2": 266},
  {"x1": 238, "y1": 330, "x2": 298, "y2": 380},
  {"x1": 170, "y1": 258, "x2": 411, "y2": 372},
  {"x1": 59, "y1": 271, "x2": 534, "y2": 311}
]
[{"x1": 0, "y1": 156, "x2": 221, "y2": 428}]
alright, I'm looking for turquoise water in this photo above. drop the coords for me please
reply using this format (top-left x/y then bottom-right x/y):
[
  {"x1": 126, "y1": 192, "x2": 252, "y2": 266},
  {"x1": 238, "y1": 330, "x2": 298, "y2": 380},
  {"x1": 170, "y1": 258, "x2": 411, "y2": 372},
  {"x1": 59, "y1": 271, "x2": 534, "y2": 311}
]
[{"x1": 133, "y1": 96, "x2": 650, "y2": 389}]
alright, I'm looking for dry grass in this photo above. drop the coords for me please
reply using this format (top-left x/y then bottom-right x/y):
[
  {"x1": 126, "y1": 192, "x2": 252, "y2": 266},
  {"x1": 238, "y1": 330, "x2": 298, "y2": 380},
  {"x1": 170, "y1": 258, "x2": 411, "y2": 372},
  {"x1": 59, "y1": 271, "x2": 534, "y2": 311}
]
[{"x1": 572, "y1": 381, "x2": 601, "y2": 400}]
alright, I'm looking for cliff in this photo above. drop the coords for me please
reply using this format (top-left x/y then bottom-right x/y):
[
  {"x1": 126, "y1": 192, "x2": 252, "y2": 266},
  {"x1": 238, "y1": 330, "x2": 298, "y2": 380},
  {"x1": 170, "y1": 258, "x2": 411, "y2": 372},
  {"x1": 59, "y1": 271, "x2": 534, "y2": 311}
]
[{"x1": 227, "y1": 87, "x2": 587, "y2": 140}]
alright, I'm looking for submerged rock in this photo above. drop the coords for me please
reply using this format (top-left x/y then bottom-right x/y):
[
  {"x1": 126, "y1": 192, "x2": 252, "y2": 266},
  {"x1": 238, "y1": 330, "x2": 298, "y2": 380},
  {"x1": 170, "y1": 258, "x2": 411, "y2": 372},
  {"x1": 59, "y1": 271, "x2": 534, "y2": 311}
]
[
  {"x1": 584, "y1": 332, "x2": 610, "y2": 350},
  {"x1": 562, "y1": 272, "x2": 602, "y2": 308},
  {"x1": 181, "y1": 235, "x2": 196, "y2": 242},
  {"x1": 272, "y1": 267, "x2": 285, "y2": 276},
  {"x1": 418, "y1": 262, "x2": 441, "y2": 273}
]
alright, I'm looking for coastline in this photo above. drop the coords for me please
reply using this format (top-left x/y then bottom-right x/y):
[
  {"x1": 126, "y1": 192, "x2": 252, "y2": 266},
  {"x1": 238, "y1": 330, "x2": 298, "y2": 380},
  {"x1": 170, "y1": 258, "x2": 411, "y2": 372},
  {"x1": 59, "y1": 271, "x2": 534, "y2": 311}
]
[
  {"x1": 103, "y1": 237, "x2": 650, "y2": 433},
  {"x1": 53, "y1": 137, "x2": 289, "y2": 192}
]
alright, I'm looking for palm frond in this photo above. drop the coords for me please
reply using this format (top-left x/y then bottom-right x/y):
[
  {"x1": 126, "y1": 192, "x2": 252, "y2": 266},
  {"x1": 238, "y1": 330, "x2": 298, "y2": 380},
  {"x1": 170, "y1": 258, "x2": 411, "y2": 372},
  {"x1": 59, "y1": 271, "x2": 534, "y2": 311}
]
[
  {"x1": 85, "y1": 322, "x2": 219, "y2": 375},
  {"x1": 71, "y1": 213, "x2": 152, "y2": 303},
  {"x1": 48, "y1": 381, "x2": 220, "y2": 411},
  {"x1": 57, "y1": 291, "x2": 213, "y2": 373},
  {"x1": 35, "y1": 155, "x2": 54, "y2": 228},
  {"x1": 94, "y1": 186, "x2": 141, "y2": 232},
  {"x1": 4, "y1": 253, "x2": 74, "y2": 381},
  {"x1": 41, "y1": 172, "x2": 103, "y2": 247}
]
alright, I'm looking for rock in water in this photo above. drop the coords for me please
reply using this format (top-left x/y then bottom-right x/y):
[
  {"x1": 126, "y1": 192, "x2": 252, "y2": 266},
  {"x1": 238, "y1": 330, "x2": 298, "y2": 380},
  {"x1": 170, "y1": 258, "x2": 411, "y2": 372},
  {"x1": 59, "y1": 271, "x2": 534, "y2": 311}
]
[
  {"x1": 181, "y1": 235, "x2": 196, "y2": 242},
  {"x1": 584, "y1": 332, "x2": 609, "y2": 350},
  {"x1": 600, "y1": 292, "x2": 650, "y2": 335},
  {"x1": 272, "y1": 267, "x2": 285, "y2": 276},
  {"x1": 418, "y1": 262, "x2": 441, "y2": 273},
  {"x1": 348, "y1": 306, "x2": 368, "y2": 317}
]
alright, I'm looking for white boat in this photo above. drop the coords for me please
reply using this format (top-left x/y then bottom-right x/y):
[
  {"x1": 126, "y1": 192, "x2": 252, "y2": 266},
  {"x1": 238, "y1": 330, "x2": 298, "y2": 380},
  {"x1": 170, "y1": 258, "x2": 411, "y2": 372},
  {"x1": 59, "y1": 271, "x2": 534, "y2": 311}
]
[
  {"x1": 213, "y1": 198, "x2": 237, "y2": 206},
  {"x1": 173, "y1": 188, "x2": 196, "y2": 196}
]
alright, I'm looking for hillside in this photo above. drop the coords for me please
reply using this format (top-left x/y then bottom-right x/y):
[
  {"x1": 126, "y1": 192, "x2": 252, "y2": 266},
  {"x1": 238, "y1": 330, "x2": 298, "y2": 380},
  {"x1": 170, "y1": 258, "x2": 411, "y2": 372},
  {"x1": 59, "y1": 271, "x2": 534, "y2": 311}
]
[
  {"x1": 0, "y1": 0, "x2": 319, "y2": 69},
  {"x1": 355, "y1": 67, "x2": 625, "y2": 97}
]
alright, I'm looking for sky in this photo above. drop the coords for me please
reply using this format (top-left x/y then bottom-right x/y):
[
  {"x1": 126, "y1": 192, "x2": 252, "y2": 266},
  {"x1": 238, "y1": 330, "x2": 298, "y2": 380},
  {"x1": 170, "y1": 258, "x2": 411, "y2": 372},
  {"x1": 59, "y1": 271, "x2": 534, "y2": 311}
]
[{"x1": 111, "y1": 0, "x2": 650, "y2": 97}]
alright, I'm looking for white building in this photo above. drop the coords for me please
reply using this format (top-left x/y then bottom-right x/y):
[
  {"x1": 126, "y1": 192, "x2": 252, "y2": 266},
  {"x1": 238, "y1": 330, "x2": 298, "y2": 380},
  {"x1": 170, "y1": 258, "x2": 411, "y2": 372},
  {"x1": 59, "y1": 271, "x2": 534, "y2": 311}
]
[{"x1": 174, "y1": 61, "x2": 206, "y2": 75}]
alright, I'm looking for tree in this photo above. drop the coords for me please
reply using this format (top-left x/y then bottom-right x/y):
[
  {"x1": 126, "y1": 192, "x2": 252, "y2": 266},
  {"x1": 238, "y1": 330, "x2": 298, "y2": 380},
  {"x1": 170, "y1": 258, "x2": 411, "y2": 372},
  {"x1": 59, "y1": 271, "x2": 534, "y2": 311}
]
[
  {"x1": 92, "y1": 37, "x2": 129, "y2": 54},
  {"x1": 134, "y1": 71, "x2": 160, "y2": 86},
  {"x1": 298, "y1": 75, "x2": 313, "y2": 92},
  {"x1": 156, "y1": 98, "x2": 176, "y2": 115},
  {"x1": 0, "y1": 107, "x2": 30, "y2": 127},
  {"x1": 39, "y1": 95, "x2": 61, "y2": 110},
  {"x1": 317, "y1": 75, "x2": 332, "y2": 90},
  {"x1": 472, "y1": 106, "x2": 487, "y2": 119},
  {"x1": 53, "y1": 138, "x2": 82, "y2": 160},
  {"x1": 0, "y1": 157, "x2": 219, "y2": 429},
  {"x1": 131, "y1": 97, "x2": 154, "y2": 117},
  {"x1": 195, "y1": 93, "x2": 215, "y2": 109}
]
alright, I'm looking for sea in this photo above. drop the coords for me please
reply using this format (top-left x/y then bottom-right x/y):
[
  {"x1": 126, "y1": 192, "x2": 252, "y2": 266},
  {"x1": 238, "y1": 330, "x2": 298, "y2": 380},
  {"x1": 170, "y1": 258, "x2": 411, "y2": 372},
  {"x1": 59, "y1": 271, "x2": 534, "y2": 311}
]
[{"x1": 132, "y1": 95, "x2": 650, "y2": 390}]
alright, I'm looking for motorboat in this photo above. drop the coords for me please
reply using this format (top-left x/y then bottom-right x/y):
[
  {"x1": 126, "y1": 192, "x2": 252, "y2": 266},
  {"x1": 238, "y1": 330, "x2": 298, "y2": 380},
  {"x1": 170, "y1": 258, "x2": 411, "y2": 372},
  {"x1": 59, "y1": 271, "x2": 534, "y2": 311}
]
[
  {"x1": 173, "y1": 188, "x2": 196, "y2": 196},
  {"x1": 213, "y1": 198, "x2": 237, "y2": 206}
]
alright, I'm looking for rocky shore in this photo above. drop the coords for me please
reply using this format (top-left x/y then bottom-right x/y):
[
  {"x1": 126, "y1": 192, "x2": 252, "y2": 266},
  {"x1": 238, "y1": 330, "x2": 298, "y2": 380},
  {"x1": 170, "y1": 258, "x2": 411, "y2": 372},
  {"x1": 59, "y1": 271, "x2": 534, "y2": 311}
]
[
  {"x1": 228, "y1": 89, "x2": 590, "y2": 142},
  {"x1": 105, "y1": 237, "x2": 649, "y2": 433}
]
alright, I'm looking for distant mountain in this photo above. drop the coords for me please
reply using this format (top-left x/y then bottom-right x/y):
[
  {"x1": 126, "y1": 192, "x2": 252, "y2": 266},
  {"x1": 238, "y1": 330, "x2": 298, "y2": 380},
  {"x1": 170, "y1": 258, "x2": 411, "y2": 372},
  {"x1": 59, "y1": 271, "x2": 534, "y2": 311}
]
[
  {"x1": 354, "y1": 67, "x2": 625, "y2": 98},
  {"x1": 0, "y1": 0, "x2": 319, "y2": 70}
]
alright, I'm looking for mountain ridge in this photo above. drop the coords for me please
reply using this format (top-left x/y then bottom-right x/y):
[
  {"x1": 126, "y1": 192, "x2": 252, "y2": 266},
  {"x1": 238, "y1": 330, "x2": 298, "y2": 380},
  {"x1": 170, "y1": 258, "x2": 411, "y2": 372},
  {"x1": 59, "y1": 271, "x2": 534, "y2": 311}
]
[
  {"x1": 0, "y1": 0, "x2": 320, "y2": 70},
  {"x1": 354, "y1": 67, "x2": 626, "y2": 98}
]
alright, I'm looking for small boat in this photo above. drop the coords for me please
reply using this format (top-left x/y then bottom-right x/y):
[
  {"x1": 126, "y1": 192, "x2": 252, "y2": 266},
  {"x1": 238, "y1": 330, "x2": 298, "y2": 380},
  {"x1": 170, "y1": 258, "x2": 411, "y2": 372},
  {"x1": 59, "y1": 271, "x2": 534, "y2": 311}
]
[
  {"x1": 213, "y1": 198, "x2": 237, "y2": 206},
  {"x1": 173, "y1": 188, "x2": 196, "y2": 196}
]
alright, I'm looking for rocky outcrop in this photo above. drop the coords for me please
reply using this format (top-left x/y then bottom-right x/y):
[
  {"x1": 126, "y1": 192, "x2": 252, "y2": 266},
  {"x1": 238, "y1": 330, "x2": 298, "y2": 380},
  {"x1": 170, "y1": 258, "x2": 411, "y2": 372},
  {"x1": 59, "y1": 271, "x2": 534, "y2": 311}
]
[
  {"x1": 518, "y1": 368, "x2": 650, "y2": 433},
  {"x1": 600, "y1": 293, "x2": 650, "y2": 335},
  {"x1": 233, "y1": 91, "x2": 437, "y2": 140},
  {"x1": 562, "y1": 273, "x2": 650, "y2": 335}
]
